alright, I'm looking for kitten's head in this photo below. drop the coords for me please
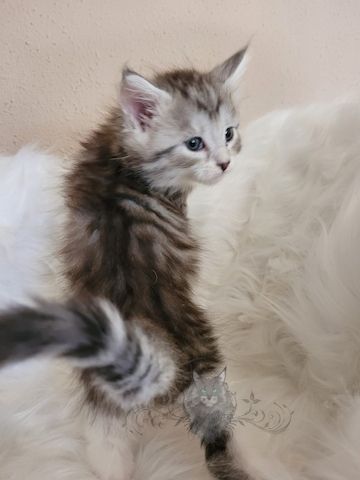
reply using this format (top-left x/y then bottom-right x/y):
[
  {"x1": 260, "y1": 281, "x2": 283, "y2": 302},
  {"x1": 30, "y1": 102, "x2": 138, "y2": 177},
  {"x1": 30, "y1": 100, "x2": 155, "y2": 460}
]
[{"x1": 119, "y1": 48, "x2": 248, "y2": 193}]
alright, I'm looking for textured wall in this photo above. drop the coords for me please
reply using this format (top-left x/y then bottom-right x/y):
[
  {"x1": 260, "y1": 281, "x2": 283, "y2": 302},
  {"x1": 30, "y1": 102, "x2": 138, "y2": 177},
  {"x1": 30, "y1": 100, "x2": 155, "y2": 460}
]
[{"x1": 1, "y1": 0, "x2": 360, "y2": 155}]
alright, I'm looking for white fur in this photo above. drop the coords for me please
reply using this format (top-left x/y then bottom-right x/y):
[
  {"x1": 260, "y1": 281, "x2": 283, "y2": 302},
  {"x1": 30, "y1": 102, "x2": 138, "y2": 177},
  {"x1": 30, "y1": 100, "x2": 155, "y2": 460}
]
[
  {"x1": 2, "y1": 101, "x2": 360, "y2": 479},
  {"x1": 0, "y1": 146, "x2": 66, "y2": 308},
  {"x1": 190, "y1": 100, "x2": 360, "y2": 479}
]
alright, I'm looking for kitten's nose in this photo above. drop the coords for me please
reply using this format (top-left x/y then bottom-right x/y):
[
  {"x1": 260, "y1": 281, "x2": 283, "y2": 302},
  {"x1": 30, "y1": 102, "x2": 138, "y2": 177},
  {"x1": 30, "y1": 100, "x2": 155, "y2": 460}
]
[{"x1": 218, "y1": 161, "x2": 230, "y2": 172}]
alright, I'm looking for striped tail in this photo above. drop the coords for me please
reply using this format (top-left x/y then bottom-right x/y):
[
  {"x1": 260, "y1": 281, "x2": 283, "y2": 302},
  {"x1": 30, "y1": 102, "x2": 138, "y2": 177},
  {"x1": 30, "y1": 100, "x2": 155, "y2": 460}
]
[{"x1": 0, "y1": 298, "x2": 176, "y2": 410}]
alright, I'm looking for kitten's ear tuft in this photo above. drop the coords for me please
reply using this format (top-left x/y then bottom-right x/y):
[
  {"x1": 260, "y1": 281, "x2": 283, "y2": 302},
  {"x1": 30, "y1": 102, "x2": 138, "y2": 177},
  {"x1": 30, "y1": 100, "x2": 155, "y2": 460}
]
[
  {"x1": 210, "y1": 46, "x2": 249, "y2": 90},
  {"x1": 120, "y1": 69, "x2": 171, "y2": 130},
  {"x1": 218, "y1": 368, "x2": 227, "y2": 383}
]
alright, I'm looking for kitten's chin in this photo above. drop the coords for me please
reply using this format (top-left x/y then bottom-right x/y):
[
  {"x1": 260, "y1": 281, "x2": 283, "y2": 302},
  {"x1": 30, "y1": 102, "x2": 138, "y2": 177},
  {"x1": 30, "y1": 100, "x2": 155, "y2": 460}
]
[{"x1": 196, "y1": 172, "x2": 226, "y2": 186}]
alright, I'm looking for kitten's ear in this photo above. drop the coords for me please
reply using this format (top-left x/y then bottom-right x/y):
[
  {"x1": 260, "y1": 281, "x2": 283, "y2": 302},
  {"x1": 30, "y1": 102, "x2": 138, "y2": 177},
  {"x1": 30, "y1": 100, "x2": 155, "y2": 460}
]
[
  {"x1": 218, "y1": 368, "x2": 226, "y2": 383},
  {"x1": 210, "y1": 47, "x2": 249, "y2": 91},
  {"x1": 120, "y1": 69, "x2": 171, "y2": 130}
]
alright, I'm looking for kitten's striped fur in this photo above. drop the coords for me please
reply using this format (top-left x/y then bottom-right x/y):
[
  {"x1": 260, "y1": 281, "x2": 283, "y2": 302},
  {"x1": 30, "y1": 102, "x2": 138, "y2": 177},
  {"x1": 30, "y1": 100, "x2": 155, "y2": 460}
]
[{"x1": 0, "y1": 48, "x2": 248, "y2": 478}]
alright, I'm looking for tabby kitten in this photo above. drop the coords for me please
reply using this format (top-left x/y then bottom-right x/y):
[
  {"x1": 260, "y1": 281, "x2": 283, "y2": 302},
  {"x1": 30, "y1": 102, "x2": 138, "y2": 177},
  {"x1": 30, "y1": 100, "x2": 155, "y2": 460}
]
[{"x1": 0, "y1": 48, "x2": 248, "y2": 479}]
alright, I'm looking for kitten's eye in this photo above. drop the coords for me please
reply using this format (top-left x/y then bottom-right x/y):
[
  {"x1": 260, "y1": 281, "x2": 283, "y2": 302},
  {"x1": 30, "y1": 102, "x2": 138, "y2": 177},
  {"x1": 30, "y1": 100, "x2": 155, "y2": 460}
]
[
  {"x1": 225, "y1": 127, "x2": 234, "y2": 143},
  {"x1": 185, "y1": 137, "x2": 205, "y2": 151}
]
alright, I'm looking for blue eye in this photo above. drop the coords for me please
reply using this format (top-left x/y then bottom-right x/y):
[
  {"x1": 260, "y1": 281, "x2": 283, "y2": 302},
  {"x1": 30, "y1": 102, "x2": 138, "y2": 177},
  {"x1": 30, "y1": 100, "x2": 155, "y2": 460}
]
[
  {"x1": 185, "y1": 137, "x2": 205, "y2": 151},
  {"x1": 225, "y1": 127, "x2": 234, "y2": 143}
]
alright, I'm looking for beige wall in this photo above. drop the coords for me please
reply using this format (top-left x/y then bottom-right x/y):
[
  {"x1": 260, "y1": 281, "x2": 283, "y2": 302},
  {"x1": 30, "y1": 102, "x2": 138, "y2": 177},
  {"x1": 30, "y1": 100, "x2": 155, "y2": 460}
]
[{"x1": 1, "y1": 0, "x2": 360, "y2": 155}]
